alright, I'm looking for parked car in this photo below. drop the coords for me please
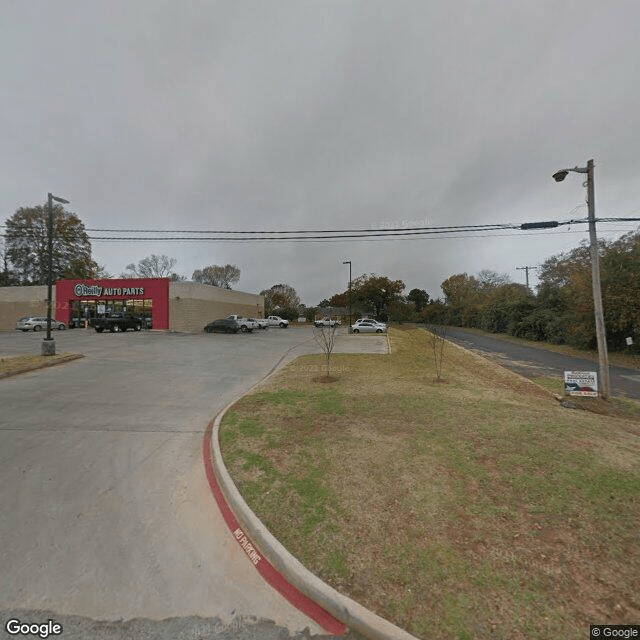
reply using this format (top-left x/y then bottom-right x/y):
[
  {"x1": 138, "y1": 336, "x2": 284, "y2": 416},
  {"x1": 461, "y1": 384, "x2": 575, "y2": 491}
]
[
  {"x1": 226, "y1": 315, "x2": 258, "y2": 332},
  {"x1": 16, "y1": 316, "x2": 66, "y2": 332},
  {"x1": 314, "y1": 317, "x2": 341, "y2": 327},
  {"x1": 90, "y1": 313, "x2": 143, "y2": 333},
  {"x1": 351, "y1": 320, "x2": 387, "y2": 333},
  {"x1": 204, "y1": 318, "x2": 240, "y2": 334},
  {"x1": 265, "y1": 315, "x2": 289, "y2": 328},
  {"x1": 353, "y1": 318, "x2": 378, "y2": 326}
]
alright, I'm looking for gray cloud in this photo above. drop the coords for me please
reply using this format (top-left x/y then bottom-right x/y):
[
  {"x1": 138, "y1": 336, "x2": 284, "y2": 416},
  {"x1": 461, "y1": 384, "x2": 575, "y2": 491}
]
[{"x1": 2, "y1": 0, "x2": 640, "y2": 303}]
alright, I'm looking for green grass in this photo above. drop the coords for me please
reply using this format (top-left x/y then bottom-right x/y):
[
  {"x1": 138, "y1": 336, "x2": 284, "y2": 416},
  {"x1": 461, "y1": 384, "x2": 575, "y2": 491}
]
[{"x1": 220, "y1": 327, "x2": 640, "y2": 639}]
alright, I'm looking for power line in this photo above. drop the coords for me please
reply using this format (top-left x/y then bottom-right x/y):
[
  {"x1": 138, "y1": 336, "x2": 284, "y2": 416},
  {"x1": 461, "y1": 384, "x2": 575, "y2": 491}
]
[{"x1": 2, "y1": 216, "x2": 638, "y2": 244}]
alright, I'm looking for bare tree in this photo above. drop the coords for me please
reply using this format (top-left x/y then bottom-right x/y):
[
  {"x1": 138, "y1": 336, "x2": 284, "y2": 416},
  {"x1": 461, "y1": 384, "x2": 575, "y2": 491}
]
[
  {"x1": 428, "y1": 325, "x2": 448, "y2": 382},
  {"x1": 192, "y1": 264, "x2": 240, "y2": 289},
  {"x1": 123, "y1": 254, "x2": 178, "y2": 279},
  {"x1": 313, "y1": 325, "x2": 338, "y2": 379}
]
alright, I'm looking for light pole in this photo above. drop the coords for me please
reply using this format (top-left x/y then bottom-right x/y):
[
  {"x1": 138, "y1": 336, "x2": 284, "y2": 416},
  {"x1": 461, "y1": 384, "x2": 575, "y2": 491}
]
[
  {"x1": 43, "y1": 192, "x2": 70, "y2": 356},
  {"x1": 342, "y1": 260, "x2": 352, "y2": 331},
  {"x1": 552, "y1": 159, "x2": 610, "y2": 399}
]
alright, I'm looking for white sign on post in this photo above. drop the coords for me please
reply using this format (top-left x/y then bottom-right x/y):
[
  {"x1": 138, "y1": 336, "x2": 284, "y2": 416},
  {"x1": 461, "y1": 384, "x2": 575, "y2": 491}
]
[{"x1": 564, "y1": 371, "x2": 598, "y2": 397}]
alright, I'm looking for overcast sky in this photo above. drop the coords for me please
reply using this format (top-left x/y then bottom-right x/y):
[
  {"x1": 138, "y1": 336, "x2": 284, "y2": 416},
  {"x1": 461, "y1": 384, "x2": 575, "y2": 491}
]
[{"x1": 3, "y1": 1, "x2": 640, "y2": 305}]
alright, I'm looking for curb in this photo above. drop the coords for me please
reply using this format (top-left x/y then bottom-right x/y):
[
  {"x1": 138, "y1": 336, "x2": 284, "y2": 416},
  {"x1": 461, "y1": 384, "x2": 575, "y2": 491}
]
[
  {"x1": 203, "y1": 395, "x2": 420, "y2": 639},
  {"x1": 0, "y1": 353, "x2": 85, "y2": 379}
]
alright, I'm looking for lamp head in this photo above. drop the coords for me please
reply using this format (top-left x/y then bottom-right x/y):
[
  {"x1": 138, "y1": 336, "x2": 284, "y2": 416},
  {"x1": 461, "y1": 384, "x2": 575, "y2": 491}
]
[{"x1": 552, "y1": 170, "x2": 569, "y2": 182}]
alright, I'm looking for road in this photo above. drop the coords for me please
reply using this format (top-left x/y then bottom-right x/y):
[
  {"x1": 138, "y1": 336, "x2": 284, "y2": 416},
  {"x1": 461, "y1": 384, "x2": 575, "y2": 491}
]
[
  {"x1": 0, "y1": 327, "x2": 382, "y2": 640},
  {"x1": 443, "y1": 327, "x2": 640, "y2": 400}
]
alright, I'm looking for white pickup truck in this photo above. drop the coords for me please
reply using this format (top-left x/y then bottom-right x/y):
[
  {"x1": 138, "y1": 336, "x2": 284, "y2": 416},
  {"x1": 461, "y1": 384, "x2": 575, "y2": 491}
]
[
  {"x1": 265, "y1": 315, "x2": 289, "y2": 328},
  {"x1": 226, "y1": 315, "x2": 259, "y2": 332},
  {"x1": 314, "y1": 317, "x2": 341, "y2": 327}
]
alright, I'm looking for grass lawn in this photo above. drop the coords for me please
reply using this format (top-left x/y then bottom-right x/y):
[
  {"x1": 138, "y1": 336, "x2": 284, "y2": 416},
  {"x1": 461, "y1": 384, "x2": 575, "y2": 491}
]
[
  {"x1": 220, "y1": 327, "x2": 640, "y2": 639},
  {"x1": 0, "y1": 353, "x2": 82, "y2": 376}
]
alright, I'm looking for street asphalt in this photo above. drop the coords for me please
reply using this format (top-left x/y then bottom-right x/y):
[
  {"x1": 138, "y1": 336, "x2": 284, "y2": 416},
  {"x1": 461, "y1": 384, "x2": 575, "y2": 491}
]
[
  {"x1": 0, "y1": 326, "x2": 387, "y2": 640},
  {"x1": 443, "y1": 327, "x2": 640, "y2": 399}
]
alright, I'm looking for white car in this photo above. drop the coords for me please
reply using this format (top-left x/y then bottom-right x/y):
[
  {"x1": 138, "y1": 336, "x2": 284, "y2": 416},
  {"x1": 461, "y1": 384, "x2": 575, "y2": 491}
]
[
  {"x1": 265, "y1": 315, "x2": 289, "y2": 328},
  {"x1": 351, "y1": 320, "x2": 387, "y2": 333},
  {"x1": 16, "y1": 316, "x2": 66, "y2": 332},
  {"x1": 353, "y1": 318, "x2": 378, "y2": 326}
]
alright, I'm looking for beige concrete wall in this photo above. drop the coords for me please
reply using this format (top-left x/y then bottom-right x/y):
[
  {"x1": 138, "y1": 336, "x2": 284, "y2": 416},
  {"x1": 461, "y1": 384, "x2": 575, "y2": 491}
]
[
  {"x1": 169, "y1": 282, "x2": 264, "y2": 332},
  {"x1": 0, "y1": 286, "x2": 50, "y2": 331}
]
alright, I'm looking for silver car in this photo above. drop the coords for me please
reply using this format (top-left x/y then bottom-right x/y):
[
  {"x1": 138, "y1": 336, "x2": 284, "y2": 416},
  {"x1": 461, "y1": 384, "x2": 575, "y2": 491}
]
[
  {"x1": 16, "y1": 316, "x2": 66, "y2": 332},
  {"x1": 351, "y1": 320, "x2": 387, "y2": 333}
]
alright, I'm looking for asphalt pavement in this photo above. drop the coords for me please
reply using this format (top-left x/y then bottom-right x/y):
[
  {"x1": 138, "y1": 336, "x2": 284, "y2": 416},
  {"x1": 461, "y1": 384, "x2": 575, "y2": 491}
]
[
  {"x1": 0, "y1": 326, "x2": 386, "y2": 640},
  {"x1": 444, "y1": 327, "x2": 640, "y2": 399}
]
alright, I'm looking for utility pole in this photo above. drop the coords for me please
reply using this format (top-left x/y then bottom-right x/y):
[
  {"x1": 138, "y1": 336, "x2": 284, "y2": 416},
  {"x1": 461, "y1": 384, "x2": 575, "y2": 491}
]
[
  {"x1": 551, "y1": 159, "x2": 610, "y2": 399},
  {"x1": 585, "y1": 159, "x2": 610, "y2": 399},
  {"x1": 516, "y1": 266, "x2": 537, "y2": 291}
]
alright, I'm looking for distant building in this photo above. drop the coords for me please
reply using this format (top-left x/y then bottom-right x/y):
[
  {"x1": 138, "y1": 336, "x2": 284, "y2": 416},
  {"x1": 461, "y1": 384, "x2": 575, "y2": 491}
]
[{"x1": 0, "y1": 278, "x2": 264, "y2": 332}]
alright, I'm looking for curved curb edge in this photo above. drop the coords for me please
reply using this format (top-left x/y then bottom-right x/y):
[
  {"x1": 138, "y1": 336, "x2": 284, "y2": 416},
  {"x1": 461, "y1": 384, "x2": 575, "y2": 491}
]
[
  {"x1": 204, "y1": 400, "x2": 421, "y2": 640},
  {"x1": 0, "y1": 353, "x2": 85, "y2": 379}
]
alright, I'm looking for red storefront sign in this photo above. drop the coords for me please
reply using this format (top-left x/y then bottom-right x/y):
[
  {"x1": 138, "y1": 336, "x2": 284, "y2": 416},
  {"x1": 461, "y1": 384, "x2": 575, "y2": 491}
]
[{"x1": 55, "y1": 278, "x2": 170, "y2": 330}]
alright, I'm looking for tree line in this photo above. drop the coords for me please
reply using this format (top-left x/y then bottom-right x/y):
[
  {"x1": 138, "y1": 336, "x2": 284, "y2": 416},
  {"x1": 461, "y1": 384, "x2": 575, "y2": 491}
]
[{"x1": 431, "y1": 231, "x2": 640, "y2": 352}]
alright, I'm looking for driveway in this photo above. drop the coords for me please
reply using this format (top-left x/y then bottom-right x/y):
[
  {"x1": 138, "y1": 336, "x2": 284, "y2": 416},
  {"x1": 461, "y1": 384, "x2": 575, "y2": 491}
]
[
  {"x1": 443, "y1": 327, "x2": 640, "y2": 399},
  {"x1": 0, "y1": 327, "x2": 384, "y2": 639}
]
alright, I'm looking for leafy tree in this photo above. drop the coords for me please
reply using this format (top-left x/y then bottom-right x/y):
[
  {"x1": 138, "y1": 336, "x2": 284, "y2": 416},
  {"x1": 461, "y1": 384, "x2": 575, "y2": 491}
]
[
  {"x1": 407, "y1": 288, "x2": 430, "y2": 312},
  {"x1": 600, "y1": 231, "x2": 640, "y2": 349},
  {"x1": 192, "y1": 264, "x2": 240, "y2": 289},
  {"x1": 304, "y1": 306, "x2": 319, "y2": 322},
  {"x1": 440, "y1": 273, "x2": 482, "y2": 326},
  {"x1": 273, "y1": 306, "x2": 300, "y2": 321},
  {"x1": 0, "y1": 238, "x2": 18, "y2": 286},
  {"x1": 123, "y1": 254, "x2": 184, "y2": 280},
  {"x1": 327, "y1": 291, "x2": 348, "y2": 307},
  {"x1": 352, "y1": 274, "x2": 405, "y2": 318},
  {"x1": 260, "y1": 284, "x2": 300, "y2": 314},
  {"x1": 4, "y1": 204, "x2": 99, "y2": 284},
  {"x1": 421, "y1": 300, "x2": 448, "y2": 324},
  {"x1": 536, "y1": 243, "x2": 597, "y2": 348},
  {"x1": 479, "y1": 282, "x2": 534, "y2": 334},
  {"x1": 387, "y1": 299, "x2": 414, "y2": 323}
]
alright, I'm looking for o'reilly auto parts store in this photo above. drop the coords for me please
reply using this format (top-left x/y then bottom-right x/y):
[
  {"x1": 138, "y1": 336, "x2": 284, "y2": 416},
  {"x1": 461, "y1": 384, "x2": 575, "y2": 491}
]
[{"x1": 0, "y1": 278, "x2": 264, "y2": 332}]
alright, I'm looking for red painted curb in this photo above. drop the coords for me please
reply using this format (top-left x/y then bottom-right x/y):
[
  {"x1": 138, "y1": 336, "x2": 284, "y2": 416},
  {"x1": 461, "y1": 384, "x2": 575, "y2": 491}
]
[{"x1": 202, "y1": 421, "x2": 347, "y2": 636}]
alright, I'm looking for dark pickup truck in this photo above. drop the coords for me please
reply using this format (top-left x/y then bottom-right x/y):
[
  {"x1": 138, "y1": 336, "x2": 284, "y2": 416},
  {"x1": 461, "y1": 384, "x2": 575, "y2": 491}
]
[{"x1": 90, "y1": 313, "x2": 143, "y2": 333}]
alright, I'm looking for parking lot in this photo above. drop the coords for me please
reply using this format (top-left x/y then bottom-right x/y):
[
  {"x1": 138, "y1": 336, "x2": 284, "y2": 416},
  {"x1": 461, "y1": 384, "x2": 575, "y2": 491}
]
[{"x1": 0, "y1": 326, "x2": 387, "y2": 637}]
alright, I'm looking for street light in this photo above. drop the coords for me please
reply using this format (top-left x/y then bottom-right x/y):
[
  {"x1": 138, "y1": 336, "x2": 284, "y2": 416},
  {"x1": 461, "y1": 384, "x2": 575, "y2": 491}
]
[
  {"x1": 43, "y1": 192, "x2": 70, "y2": 356},
  {"x1": 552, "y1": 159, "x2": 610, "y2": 399},
  {"x1": 342, "y1": 260, "x2": 352, "y2": 331}
]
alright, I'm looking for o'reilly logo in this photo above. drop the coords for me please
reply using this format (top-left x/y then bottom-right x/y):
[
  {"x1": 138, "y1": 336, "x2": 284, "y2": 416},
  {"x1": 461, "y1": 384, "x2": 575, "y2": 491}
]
[{"x1": 74, "y1": 283, "x2": 103, "y2": 297}]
